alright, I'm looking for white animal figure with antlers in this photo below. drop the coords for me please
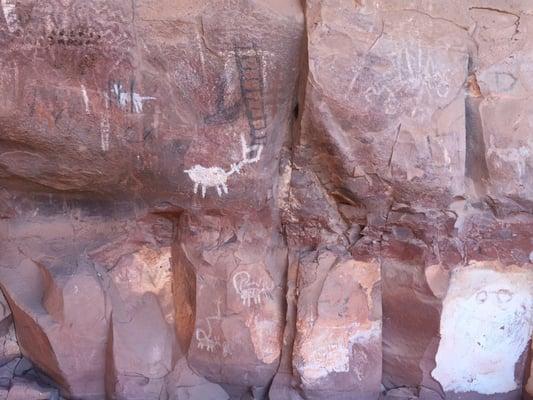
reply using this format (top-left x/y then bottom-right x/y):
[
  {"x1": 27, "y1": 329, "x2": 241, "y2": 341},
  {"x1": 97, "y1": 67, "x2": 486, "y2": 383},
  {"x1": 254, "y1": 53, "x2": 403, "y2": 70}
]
[
  {"x1": 184, "y1": 135, "x2": 263, "y2": 198},
  {"x1": 195, "y1": 299, "x2": 222, "y2": 352}
]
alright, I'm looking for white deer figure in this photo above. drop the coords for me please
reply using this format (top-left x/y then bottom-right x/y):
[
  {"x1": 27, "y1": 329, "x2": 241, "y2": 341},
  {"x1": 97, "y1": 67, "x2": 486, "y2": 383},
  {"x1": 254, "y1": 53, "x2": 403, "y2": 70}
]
[{"x1": 184, "y1": 135, "x2": 263, "y2": 198}]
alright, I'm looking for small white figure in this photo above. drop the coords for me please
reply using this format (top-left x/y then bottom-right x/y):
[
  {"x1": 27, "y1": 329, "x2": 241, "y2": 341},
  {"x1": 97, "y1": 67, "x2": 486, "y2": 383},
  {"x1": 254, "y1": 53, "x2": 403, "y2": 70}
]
[
  {"x1": 222, "y1": 342, "x2": 232, "y2": 357},
  {"x1": 112, "y1": 83, "x2": 156, "y2": 113},
  {"x1": 239, "y1": 134, "x2": 263, "y2": 165},
  {"x1": 81, "y1": 85, "x2": 90, "y2": 113},
  {"x1": 196, "y1": 328, "x2": 218, "y2": 352},
  {"x1": 100, "y1": 117, "x2": 110, "y2": 152}
]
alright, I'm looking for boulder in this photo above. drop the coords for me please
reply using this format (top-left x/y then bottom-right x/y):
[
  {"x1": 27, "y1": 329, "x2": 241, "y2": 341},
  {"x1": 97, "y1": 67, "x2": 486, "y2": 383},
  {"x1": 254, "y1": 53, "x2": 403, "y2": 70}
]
[{"x1": 0, "y1": 257, "x2": 108, "y2": 399}]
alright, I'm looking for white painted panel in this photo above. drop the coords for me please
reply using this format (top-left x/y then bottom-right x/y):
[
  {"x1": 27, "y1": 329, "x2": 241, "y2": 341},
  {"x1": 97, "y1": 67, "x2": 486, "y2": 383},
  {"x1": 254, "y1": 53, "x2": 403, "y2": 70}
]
[{"x1": 432, "y1": 265, "x2": 533, "y2": 394}]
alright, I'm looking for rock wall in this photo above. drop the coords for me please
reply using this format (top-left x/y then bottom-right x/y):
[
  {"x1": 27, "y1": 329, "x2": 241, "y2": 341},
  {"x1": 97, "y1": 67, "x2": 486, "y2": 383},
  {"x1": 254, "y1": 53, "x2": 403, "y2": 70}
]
[{"x1": 0, "y1": 1, "x2": 531, "y2": 400}]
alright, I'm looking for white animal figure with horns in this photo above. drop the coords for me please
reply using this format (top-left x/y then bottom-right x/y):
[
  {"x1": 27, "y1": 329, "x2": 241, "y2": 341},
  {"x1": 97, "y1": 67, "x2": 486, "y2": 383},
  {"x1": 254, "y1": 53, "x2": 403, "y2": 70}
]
[{"x1": 184, "y1": 135, "x2": 262, "y2": 198}]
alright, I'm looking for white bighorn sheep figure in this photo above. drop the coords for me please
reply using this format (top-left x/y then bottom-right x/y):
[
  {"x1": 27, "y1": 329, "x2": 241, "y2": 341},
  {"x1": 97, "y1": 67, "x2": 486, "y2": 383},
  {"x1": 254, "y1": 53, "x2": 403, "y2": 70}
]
[
  {"x1": 184, "y1": 135, "x2": 263, "y2": 198},
  {"x1": 195, "y1": 299, "x2": 222, "y2": 352},
  {"x1": 232, "y1": 271, "x2": 273, "y2": 307},
  {"x1": 195, "y1": 328, "x2": 218, "y2": 352}
]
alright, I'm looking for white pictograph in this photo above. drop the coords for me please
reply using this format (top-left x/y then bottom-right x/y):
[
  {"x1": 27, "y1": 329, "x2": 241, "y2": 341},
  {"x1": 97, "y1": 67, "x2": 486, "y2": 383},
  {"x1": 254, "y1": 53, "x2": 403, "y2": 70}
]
[
  {"x1": 111, "y1": 83, "x2": 156, "y2": 114},
  {"x1": 222, "y1": 342, "x2": 232, "y2": 357},
  {"x1": 81, "y1": 85, "x2": 90, "y2": 113},
  {"x1": 364, "y1": 85, "x2": 399, "y2": 115},
  {"x1": 395, "y1": 46, "x2": 451, "y2": 99},
  {"x1": 349, "y1": 44, "x2": 453, "y2": 116},
  {"x1": 432, "y1": 268, "x2": 533, "y2": 395},
  {"x1": 100, "y1": 118, "x2": 110, "y2": 151},
  {"x1": 232, "y1": 271, "x2": 273, "y2": 307},
  {"x1": 195, "y1": 299, "x2": 222, "y2": 352},
  {"x1": 184, "y1": 135, "x2": 263, "y2": 198},
  {"x1": 100, "y1": 95, "x2": 111, "y2": 152},
  {"x1": 184, "y1": 44, "x2": 267, "y2": 198}
]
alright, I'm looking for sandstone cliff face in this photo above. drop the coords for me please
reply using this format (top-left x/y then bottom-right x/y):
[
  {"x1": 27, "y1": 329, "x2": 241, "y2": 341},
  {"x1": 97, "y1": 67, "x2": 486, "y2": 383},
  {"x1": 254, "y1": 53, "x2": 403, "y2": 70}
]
[{"x1": 0, "y1": 1, "x2": 531, "y2": 400}]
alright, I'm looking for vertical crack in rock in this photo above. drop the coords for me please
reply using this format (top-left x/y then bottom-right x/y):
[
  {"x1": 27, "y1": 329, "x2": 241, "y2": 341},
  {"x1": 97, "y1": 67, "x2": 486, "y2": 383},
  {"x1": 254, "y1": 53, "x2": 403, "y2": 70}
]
[
  {"x1": 171, "y1": 212, "x2": 196, "y2": 355},
  {"x1": 464, "y1": 70, "x2": 490, "y2": 198}
]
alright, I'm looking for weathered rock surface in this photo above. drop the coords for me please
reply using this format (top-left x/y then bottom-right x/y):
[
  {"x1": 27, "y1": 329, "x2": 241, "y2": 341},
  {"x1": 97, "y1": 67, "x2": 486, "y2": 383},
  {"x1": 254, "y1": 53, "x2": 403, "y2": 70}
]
[
  {"x1": 282, "y1": 1, "x2": 533, "y2": 399},
  {"x1": 107, "y1": 292, "x2": 176, "y2": 400},
  {"x1": 0, "y1": 0, "x2": 532, "y2": 400},
  {"x1": 177, "y1": 212, "x2": 287, "y2": 396}
]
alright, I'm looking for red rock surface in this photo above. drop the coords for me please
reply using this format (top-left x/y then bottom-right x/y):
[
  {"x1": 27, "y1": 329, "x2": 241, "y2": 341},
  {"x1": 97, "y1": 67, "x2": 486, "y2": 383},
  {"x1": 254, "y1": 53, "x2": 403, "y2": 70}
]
[{"x1": 0, "y1": 1, "x2": 531, "y2": 400}]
